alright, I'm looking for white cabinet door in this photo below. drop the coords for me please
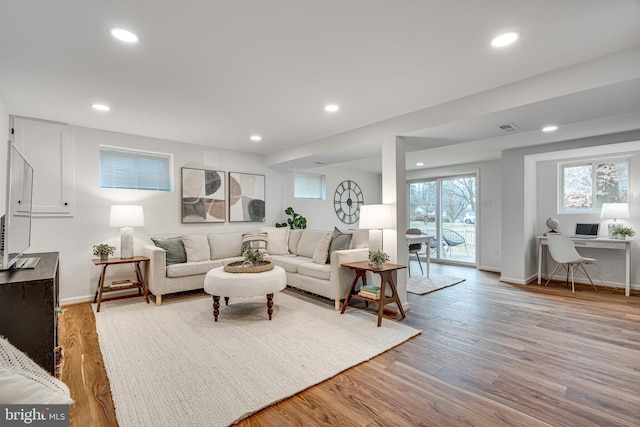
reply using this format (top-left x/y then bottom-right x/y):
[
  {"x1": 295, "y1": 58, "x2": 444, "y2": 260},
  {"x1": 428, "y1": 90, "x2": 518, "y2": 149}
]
[{"x1": 11, "y1": 117, "x2": 74, "y2": 217}]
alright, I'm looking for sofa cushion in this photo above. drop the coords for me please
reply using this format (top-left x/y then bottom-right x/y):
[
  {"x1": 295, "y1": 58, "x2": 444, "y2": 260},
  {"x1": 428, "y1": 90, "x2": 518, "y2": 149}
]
[
  {"x1": 166, "y1": 260, "x2": 220, "y2": 278},
  {"x1": 182, "y1": 234, "x2": 210, "y2": 262},
  {"x1": 335, "y1": 228, "x2": 369, "y2": 249},
  {"x1": 312, "y1": 232, "x2": 332, "y2": 264},
  {"x1": 328, "y1": 228, "x2": 353, "y2": 262},
  {"x1": 242, "y1": 232, "x2": 268, "y2": 253},
  {"x1": 288, "y1": 229, "x2": 303, "y2": 255},
  {"x1": 151, "y1": 236, "x2": 188, "y2": 265},
  {"x1": 261, "y1": 227, "x2": 290, "y2": 255},
  {"x1": 296, "y1": 230, "x2": 327, "y2": 258},
  {"x1": 269, "y1": 254, "x2": 312, "y2": 273},
  {"x1": 208, "y1": 232, "x2": 243, "y2": 260},
  {"x1": 298, "y1": 262, "x2": 331, "y2": 281}
]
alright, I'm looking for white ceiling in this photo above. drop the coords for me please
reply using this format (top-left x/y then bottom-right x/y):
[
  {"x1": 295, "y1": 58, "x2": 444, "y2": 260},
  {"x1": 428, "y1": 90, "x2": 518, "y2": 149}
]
[{"x1": 1, "y1": 0, "x2": 639, "y2": 172}]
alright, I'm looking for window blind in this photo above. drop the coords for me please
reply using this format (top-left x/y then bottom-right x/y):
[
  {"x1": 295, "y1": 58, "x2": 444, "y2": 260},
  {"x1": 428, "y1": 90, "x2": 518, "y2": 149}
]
[{"x1": 99, "y1": 146, "x2": 172, "y2": 191}]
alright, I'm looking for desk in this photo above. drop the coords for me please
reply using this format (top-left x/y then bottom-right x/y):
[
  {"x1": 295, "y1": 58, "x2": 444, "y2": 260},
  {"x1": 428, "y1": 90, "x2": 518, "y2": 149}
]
[
  {"x1": 340, "y1": 261, "x2": 407, "y2": 327},
  {"x1": 536, "y1": 236, "x2": 631, "y2": 296},
  {"x1": 93, "y1": 256, "x2": 150, "y2": 312},
  {"x1": 407, "y1": 234, "x2": 433, "y2": 278}
]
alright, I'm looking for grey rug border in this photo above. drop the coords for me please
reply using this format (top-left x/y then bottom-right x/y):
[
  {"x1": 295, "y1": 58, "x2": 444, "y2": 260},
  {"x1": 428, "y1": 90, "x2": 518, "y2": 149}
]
[{"x1": 407, "y1": 277, "x2": 466, "y2": 295}]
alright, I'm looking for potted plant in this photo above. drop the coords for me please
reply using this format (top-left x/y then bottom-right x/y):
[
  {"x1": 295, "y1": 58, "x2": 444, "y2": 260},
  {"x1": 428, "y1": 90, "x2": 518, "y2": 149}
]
[
  {"x1": 243, "y1": 248, "x2": 265, "y2": 266},
  {"x1": 611, "y1": 226, "x2": 635, "y2": 240},
  {"x1": 93, "y1": 244, "x2": 115, "y2": 260},
  {"x1": 275, "y1": 207, "x2": 307, "y2": 229},
  {"x1": 369, "y1": 250, "x2": 390, "y2": 269}
]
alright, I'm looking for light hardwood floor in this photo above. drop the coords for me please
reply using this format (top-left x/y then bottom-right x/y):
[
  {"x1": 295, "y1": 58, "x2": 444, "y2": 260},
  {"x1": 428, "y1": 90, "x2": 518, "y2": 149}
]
[{"x1": 59, "y1": 264, "x2": 640, "y2": 426}]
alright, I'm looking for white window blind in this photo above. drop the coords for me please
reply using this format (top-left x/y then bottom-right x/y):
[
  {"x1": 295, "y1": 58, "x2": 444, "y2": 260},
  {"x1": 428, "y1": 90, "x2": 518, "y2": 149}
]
[
  {"x1": 99, "y1": 146, "x2": 172, "y2": 191},
  {"x1": 294, "y1": 173, "x2": 325, "y2": 199}
]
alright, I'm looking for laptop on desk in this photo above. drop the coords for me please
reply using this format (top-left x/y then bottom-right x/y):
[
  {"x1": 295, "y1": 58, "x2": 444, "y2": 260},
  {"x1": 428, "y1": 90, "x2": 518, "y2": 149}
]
[{"x1": 572, "y1": 223, "x2": 599, "y2": 239}]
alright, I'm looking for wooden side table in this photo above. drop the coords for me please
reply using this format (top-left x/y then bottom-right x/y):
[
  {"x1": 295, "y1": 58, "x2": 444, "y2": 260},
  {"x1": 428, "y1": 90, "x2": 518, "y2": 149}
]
[
  {"x1": 92, "y1": 256, "x2": 150, "y2": 312},
  {"x1": 340, "y1": 261, "x2": 407, "y2": 327}
]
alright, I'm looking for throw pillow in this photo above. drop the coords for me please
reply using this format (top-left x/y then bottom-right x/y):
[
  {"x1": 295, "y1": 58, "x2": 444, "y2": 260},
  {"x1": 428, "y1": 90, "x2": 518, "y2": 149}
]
[
  {"x1": 0, "y1": 337, "x2": 74, "y2": 404},
  {"x1": 288, "y1": 229, "x2": 303, "y2": 255},
  {"x1": 296, "y1": 230, "x2": 327, "y2": 258},
  {"x1": 208, "y1": 232, "x2": 243, "y2": 260},
  {"x1": 151, "y1": 237, "x2": 187, "y2": 265},
  {"x1": 242, "y1": 232, "x2": 268, "y2": 253},
  {"x1": 261, "y1": 227, "x2": 290, "y2": 255},
  {"x1": 312, "y1": 232, "x2": 332, "y2": 264},
  {"x1": 328, "y1": 228, "x2": 353, "y2": 263},
  {"x1": 181, "y1": 234, "x2": 210, "y2": 262}
]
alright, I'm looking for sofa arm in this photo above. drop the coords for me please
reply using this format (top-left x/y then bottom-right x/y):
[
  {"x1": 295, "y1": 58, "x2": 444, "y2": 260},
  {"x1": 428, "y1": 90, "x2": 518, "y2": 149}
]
[
  {"x1": 329, "y1": 248, "x2": 369, "y2": 301},
  {"x1": 143, "y1": 244, "x2": 167, "y2": 301}
]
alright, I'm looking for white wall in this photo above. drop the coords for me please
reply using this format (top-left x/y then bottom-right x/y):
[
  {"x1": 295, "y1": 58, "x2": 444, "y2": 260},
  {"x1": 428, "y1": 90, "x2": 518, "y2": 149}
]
[
  {"x1": 27, "y1": 125, "x2": 283, "y2": 303},
  {"x1": 0, "y1": 99, "x2": 8, "y2": 216},
  {"x1": 536, "y1": 147, "x2": 640, "y2": 287},
  {"x1": 279, "y1": 166, "x2": 382, "y2": 231},
  {"x1": 501, "y1": 130, "x2": 640, "y2": 287},
  {"x1": 405, "y1": 159, "x2": 502, "y2": 272}
]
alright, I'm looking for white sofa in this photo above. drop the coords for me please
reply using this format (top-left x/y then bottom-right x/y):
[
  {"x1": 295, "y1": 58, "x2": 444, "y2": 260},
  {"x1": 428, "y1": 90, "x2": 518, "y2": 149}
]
[{"x1": 143, "y1": 227, "x2": 369, "y2": 309}]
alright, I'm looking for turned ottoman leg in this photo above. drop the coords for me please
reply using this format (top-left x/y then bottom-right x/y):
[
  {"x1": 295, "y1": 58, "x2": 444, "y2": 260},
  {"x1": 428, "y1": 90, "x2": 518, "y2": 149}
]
[
  {"x1": 224, "y1": 296, "x2": 229, "y2": 306},
  {"x1": 213, "y1": 295, "x2": 220, "y2": 321},
  {"x1": 266, "y1": 293, "x2": 274, "y2": 320}
]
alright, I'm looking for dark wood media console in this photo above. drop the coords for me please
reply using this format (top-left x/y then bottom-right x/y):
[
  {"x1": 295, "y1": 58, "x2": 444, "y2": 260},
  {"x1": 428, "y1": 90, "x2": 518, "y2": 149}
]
[{"x1": 0, "y1": 252, "x2": 59, "y2": 374}]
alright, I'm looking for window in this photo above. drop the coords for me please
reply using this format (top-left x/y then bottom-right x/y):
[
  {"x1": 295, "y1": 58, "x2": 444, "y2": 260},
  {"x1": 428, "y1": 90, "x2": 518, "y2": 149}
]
[
  {"x1": 294, "y1": 173, "x2": 325, "y2": 199},
  {"x1": 100, "y1": 146, "x2": 172, "y2": 191},
  {"x1": 560, "y1": 158, "x2": 629, "y2": 212}
]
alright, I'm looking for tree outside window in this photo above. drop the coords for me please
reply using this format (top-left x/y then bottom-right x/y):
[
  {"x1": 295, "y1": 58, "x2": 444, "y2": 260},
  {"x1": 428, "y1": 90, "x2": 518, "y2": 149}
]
[{"x1": 561, "y1": 159, "x2": 628, "y2": 212}]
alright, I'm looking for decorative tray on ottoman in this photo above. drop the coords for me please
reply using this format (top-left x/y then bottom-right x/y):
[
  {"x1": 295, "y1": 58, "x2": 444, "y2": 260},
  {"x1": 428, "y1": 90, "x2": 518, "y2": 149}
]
[{"x1": 224, "y1": 261, "x2": 274, "y2": 273}]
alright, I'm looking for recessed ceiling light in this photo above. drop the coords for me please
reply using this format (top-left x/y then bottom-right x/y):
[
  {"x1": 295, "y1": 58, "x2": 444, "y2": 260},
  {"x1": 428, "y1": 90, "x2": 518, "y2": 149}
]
[
  {"x1": 250, "y1": 135, "x2": 262, "y2": 142},
  {"x1": 111, "y1": 28, "x2": 139, "y2": 43},
  {"x1": 92, "y1": 103, "x2": 110, "y2": 111},
  {"x1": 491, "y1": 30, "x2": 521, "y2": 47},
  {"x1": 416, "y1": 162, "x2": 424, "y2": 166},
  {"x1": 324, "y1": 104, "x2": 339, "y2": 112},
  {"x1": 542, "y1": 125, "x2": 558, "y2": 132}
]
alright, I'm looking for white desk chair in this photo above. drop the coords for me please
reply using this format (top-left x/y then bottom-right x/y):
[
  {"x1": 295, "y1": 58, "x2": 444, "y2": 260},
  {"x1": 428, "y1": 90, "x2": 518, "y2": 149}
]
[
  {"x1": 406, "y1": 228, "x2": 424, "y2": 277},
  {"x1": 545, "y1": 235, "x2": 597, "y2": 293}
]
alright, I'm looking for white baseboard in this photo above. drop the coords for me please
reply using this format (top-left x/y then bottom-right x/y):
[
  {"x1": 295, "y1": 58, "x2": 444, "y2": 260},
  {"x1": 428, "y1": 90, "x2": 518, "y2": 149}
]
[
  {"x1": 60, "y1": 294, "x2": 95, "y2": 306},
  {"x1": 478, "y1": 265, "x2": 501, "y2": 273}
]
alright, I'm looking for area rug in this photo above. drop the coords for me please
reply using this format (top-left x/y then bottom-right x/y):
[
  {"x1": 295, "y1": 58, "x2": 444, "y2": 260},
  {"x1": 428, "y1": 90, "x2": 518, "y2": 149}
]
[
  {"x1": 93, "y1": 292, "x2": 420, "y2": 427},
  {"x1": 407, "y1": 274, "x2": 465, "y2": 295}
]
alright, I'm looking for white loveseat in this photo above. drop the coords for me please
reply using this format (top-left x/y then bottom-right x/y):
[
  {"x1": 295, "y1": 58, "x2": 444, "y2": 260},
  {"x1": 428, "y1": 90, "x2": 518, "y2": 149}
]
[{"x1": 143, "y1": 227, "x2": 369, "y2": 309}]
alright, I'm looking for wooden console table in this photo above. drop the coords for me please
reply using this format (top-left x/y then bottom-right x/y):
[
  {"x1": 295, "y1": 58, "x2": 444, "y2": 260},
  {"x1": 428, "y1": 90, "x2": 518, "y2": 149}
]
[
  {"x1": 93, "y1": 256, "x2": 150, "y2": 312},
  {"x1": 340, "y1": 261, "x2": 407, "y2": 327},
  {"x1": 0, "y1": 252, "x2": 59, "y2": 375}
]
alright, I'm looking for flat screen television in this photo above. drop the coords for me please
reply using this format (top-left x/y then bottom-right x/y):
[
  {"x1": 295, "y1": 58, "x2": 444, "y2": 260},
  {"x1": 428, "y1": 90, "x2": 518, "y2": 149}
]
[{"x1": 0, "y1": 141, "x2": 38, "y2": 270}]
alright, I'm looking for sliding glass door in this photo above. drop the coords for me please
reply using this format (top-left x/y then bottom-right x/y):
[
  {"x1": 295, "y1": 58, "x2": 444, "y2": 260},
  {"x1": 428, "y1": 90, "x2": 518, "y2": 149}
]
[{"x1": 408, "y1": 174, "x2": 476, "y2": 265}]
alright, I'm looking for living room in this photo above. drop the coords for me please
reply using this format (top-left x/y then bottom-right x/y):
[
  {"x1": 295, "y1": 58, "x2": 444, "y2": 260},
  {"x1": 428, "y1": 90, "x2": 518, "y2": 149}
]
[{"x1": 1, "y1": 2, "x2": 640, "y2": 426}]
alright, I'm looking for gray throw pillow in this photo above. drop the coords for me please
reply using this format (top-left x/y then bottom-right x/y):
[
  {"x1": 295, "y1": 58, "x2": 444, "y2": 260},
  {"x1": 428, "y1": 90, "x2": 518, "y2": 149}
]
[
  {"x1": 328, "y1": 227, "x2": 353, "y2": 263},
  {"x1": 151, "y1": 237, "x2": 187, "y2": 265}
]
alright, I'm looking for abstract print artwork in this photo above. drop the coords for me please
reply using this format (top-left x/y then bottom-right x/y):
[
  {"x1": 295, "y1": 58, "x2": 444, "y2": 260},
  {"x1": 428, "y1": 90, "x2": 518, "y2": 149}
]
[
  {"x1": 228, "y1": 172, "x2": 265, "y2": 222},
  {"x1": 181, "y1": 168, "x2": 225, "y2": 223}
]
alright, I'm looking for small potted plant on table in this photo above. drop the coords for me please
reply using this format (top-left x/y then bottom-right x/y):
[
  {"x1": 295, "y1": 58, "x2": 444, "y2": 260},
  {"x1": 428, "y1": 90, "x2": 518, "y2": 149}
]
[
  {"x1": 93, "y1": 244, "x2": 115, "y2": 261},
  {"x1": 369, "y1": 250, "x2": 390, "y2": 269},
  {"x1": 612, "y1": 226, "x2": 635, "y2": 240}
]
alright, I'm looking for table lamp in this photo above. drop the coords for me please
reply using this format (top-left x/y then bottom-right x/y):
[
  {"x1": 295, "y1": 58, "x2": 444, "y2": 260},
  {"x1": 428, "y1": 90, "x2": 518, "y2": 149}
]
[
  {"x1": 600, "y1": 203, "x2": 629, "y2": 238},
  {"x1": 109, "y1": 205, "x2": 145, "y2": 259},
  {"x1": 359, "y1": 204, "x2": 394, "y2": 251}
]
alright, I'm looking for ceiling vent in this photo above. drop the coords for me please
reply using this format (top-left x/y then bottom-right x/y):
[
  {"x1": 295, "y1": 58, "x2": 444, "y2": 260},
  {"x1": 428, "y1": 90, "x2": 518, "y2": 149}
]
[{"x1": 496, "y1": 123, "x2": 521, "y2": 133}]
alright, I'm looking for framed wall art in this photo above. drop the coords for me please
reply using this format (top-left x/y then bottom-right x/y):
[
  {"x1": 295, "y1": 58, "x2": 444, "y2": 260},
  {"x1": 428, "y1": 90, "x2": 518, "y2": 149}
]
[
  {"x1": 181, "y1": 168, "x2": 226, "y2": 223},
  {"x1": 228, "y1": 172, "x2": 265, "y2": 222}
]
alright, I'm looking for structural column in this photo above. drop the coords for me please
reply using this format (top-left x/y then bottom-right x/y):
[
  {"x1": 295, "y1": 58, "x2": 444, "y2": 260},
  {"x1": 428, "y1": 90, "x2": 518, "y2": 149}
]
[{"x1": 381, "y1": 137, "x2": 408, "y2": 307}]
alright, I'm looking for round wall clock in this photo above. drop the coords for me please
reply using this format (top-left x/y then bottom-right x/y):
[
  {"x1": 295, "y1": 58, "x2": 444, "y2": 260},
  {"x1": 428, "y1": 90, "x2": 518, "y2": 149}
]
[{"x1": 333, "y1": 180, "x2": 364, "y2": 224}]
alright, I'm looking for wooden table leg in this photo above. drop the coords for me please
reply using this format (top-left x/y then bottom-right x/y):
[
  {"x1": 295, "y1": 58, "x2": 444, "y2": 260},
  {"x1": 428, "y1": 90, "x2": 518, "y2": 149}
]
[
  {"x1": 135, "y1": 262, "x2": 150, "y2": 304},
  {"x1": 341, "y1": 270, "x2": 366, "y2": 314},
  {"x1": 212, "y1": 295, "x2": 220, "y2": 321},
  {"x1": 96, "y1": 265, "x2": 108, "y2": 312},
  {"x1": 267, "y1": 293, "x2": 274, "y2": 320},
  {"x1": 377, "y1": 271, "x2": 406, "y2": 327}
]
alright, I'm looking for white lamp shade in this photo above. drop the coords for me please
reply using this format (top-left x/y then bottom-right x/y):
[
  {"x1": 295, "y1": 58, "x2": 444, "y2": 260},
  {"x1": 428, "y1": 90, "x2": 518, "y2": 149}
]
[
  {"x1": 600, "y1": 203, "x2": 629, "y2": 219},
  {"x1": 109, "y1": 205, "x2": 145, "y2": 227},
  {"x1": 359, "y1": 204, "x2": 394, "y2": 229}
]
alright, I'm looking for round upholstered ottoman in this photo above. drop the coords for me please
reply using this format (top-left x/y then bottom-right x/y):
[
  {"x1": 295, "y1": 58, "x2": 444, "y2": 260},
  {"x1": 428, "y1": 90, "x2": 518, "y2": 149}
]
[{"x1": 204, "y1": 265, "x2": 286, "y2": 321}]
